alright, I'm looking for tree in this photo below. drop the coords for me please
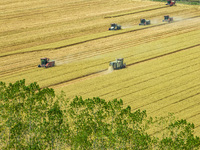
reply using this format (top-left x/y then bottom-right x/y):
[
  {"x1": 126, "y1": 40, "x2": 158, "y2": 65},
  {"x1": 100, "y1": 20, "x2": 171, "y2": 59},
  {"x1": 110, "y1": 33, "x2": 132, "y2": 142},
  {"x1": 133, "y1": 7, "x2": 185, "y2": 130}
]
[
  {"x1": 1, "y1": 80, "x2": 200, "y2": 149},
  {"x1": 0, "y1": 79, "x2": 67, "y2": 149}
]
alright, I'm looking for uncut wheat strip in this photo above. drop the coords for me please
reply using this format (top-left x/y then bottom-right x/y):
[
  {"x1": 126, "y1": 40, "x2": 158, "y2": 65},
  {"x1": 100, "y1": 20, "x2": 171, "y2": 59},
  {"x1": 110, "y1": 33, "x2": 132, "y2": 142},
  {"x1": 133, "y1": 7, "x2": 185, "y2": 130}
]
[
  {"x1": 0, "y1": 0, "x2": 150, "y2": 34},
  {"x1": 0, "y1": 0, "x2": 108, "y2": 22},
  {"x1": 0, "y1": 25, "x2": 198, "y2": 78},
  {"x1": 1, "y1": 28, "x2": 198, "y2": 85},
  {"x1": 0, "y1": 0, "x2": 156, "y2": 34},
  {"x1": 1, "y1": 12, "x2": 198, "y2": 59},
  {"x1": 0, "y1": 7, "x2": 196, "y2": 50},
  {"x1": 146, "y1": 93, "x2": 200, "y2": 137},
  {"x1": 50, "y1": 33, "x2": 200, "y2": 90},
  {"x1": 82, "y1": 52, "x2": 200, "y2": 99},
  {"x1": 67, "y1": 46, "x2": 200, "y2": 96},
  {"x1": 121, "y1": 68, "x2": 200, "y2": 109},
  {"x1": 106, "y1": 45, "x2": 198, "y2": 96},
  {"x1": 48, "y1": 19, "x2": 200, "y2": 65},
  {"x1": 144, "y1": 84, "x2": 200, "y2": 115},
  {"x1": 2, "y1": 17, "x2": 198, "y2": 68},
  {"x1": 148, "y1": 106, "x2": 200, "y2": 137},
  {"x1": 89, "y1": 60, "x2": 200, "y2": 101},
  {"x1": 1, "y1": 11, "x2": 198, "y2": 56},
  {"x1": 175, "y1": 103, "x2": 200, "y2": 123},
  {"x1": 0, "y1": 2, "x2": 198, "y2": 53},
  {"x1": 55, "y1": 47, "x2": 200, "y2": 99},
  {"x1": 74, "y1": 47, "x2": 200, "y2": 97},
  {"x1": 128, "y1": 87, "x2": 200, "y2": 136},
  {"x1": 1, "y1": 32, "x2": 198, "y2": 88},
  {"x1": 0, "y1": 59, "x2": 107, "y2": 87},
  {"x1": 116, "y1": 49, "x2": 200, "y2": 94},
  {"x1": 101, "y1": 61, "x2": 200, "y2": 102}
]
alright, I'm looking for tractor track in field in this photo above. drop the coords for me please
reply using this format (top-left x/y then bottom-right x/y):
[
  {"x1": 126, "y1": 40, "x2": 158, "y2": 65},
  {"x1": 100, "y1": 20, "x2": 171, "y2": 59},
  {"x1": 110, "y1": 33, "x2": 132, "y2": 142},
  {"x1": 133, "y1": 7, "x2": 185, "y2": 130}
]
[
  {"x1": 1, "y1": 20, "x2": 198, "y2": 76},
  {"x1": 0, "y1": 1, "x2": 104, "y2": 20},
  {"x1": 150, "y1": 99, "x2": 200, "y2": 136},
  {"x1": 127, "y1": 44, "x2": 200, "y2": 67},
  {"x1": 0, "y1": 64, "x2": 36, "y2": 78},
  {"x1": 149, "y1": 85, "x2": 200, "y2": 114},
  {"x1": 104, "y1": 6, "x2": 168, "y2": 18},
  {"x1": 1, "y1": 27, "x2": 198, "y2": 81},
  {"x1": 99, "y1": 63, "x2": 200, "y2": 99},
  {"x1": 48, "y1": 44, "x2": 200, "y2": 89},
  {"x1": 93, "y1": 50, "x2": 200, "y2": 97},
  {"x1": 46, "y1": 69, "x2": 107, "y2": 89},
  {"x1": 1, "y1": 15, "x2": 199, "y2": 58}
]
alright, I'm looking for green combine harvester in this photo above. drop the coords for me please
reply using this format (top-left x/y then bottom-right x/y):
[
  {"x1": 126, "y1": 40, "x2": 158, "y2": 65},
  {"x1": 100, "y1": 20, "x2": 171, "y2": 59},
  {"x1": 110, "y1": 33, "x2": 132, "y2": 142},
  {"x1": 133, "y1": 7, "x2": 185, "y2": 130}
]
[
  {"x1": 139, "y1": 19, "x2": 151, "y2": 25},
  {"x1": 109, "y1": 23, "x2": 121, "y2": 30},
  {"x1": 163, "y1": 15, "x2": 173, "y2": 23},
  {"x1": 109, "y1": 58, "x2": 126, "y2": 70}
]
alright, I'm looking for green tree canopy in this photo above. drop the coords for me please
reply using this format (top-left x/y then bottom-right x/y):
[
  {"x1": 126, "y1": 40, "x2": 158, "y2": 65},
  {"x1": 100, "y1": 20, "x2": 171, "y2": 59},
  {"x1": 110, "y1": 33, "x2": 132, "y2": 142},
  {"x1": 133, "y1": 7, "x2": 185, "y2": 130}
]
[{"x1": 0, "y1": 80, "x2": 200, "y2": 149}]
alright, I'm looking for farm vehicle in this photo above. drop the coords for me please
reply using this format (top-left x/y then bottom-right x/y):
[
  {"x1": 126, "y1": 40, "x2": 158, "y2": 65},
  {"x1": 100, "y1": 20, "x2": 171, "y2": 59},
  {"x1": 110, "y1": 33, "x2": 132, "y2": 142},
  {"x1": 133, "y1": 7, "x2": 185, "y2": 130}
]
[
  {"x1": 139, "y1": 19, "x2": 151, "y2": 25},
  {"x1": 166, "y1": 0, "x2": 176, "y2": 6},
  {"x1": 38, "y1": 58, "x2": 55, "y2": 68},
  {"x1": 109, "y1": 58, "x2": 126, "y2": 70},
  {"x1": 109, "y1": 23, "x2": 121, "y2": 30},
  {"x1": 163, "y1": 15, "x2": 173, "y2": 23}
]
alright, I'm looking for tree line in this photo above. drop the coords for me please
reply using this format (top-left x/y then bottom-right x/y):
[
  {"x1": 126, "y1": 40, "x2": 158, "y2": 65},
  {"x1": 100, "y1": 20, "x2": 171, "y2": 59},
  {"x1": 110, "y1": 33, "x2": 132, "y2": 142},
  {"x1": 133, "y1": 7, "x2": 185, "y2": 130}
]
[{"x1": 0, "y1": 79, "x2": 200, "y2": 149}]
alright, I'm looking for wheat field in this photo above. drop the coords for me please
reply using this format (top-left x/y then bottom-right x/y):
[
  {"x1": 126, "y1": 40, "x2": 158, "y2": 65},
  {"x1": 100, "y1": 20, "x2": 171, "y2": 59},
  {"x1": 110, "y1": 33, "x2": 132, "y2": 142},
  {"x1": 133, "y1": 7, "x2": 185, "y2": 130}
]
[{"x1": 0, "y1": 0, "x2": 200, "y2": 136}]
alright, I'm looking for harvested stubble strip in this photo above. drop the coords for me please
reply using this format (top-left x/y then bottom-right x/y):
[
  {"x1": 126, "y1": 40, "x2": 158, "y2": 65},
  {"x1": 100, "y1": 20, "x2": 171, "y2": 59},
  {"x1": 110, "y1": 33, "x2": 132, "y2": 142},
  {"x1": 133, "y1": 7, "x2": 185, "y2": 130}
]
[{"x1": 1, "y1": 29, "x2": 199, "y2": 88}]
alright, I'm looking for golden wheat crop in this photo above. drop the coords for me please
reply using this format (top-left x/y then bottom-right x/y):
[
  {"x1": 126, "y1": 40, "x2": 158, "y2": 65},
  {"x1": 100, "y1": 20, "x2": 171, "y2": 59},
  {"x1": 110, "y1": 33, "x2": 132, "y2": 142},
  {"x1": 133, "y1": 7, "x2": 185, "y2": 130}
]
[{"x1": 0, "y1": 0, "x2": 200, "y2": 137}]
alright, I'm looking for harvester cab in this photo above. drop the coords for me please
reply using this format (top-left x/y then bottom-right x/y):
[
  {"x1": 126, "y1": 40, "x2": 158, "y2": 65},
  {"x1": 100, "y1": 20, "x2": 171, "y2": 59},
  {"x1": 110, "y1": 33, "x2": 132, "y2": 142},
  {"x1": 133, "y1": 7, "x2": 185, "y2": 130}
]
[
  {"x1": 139, "y1": 19, "x2": 151, "y2": 25},
  {"x1": 38, "y1": 58, "x2": 55, "y2": 68},
  {"x1": 109, "y1": 58, "x2": 126, "y2": 70},
  {"x1": 109, "y1": 23, "x2": 121, "y2": 30},
  {"x1": 163, "y1": 15, "x2": 173, "y2": 23}
]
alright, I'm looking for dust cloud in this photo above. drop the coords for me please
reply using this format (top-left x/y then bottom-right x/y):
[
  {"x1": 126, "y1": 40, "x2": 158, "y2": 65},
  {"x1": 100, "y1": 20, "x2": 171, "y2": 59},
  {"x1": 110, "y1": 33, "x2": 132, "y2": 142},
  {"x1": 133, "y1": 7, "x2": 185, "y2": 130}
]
[{"x1": 103, "y1": 66, "x2": 114, "y2": 75}]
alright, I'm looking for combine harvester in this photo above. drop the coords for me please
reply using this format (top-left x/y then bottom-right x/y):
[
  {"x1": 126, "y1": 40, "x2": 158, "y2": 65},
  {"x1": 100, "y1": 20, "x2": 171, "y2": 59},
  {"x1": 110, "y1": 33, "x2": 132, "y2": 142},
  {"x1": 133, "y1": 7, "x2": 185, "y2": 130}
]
[
  {"x1": 166, "y1": 0, "x2": 176, "y2": 6},
  {"x1": 139, "y1": 19, "x2": 151, "y2": 25},
  {"x1": 109, "y1": 23, "x2": 121, "y2": 30},
  {"x1": 109, "y1": 58, "x2": 126, "y2": 70},
  {"x1": 38, "y1": 58, "x2": 55, "y2": 68},
  {"x1": 163, "y1": 15, "x2": 174, "y2": 23}
]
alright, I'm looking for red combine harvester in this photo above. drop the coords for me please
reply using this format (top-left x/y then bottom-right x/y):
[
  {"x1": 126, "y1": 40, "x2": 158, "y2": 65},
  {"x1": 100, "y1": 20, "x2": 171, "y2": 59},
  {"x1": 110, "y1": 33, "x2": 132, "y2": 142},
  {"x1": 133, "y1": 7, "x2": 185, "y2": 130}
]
[
  {"x1": 38, "y1": 58, "x2": 55, "y2": 68},
  {"x1": 166, "y1": 0, "x2": 176, "y2": 6}
]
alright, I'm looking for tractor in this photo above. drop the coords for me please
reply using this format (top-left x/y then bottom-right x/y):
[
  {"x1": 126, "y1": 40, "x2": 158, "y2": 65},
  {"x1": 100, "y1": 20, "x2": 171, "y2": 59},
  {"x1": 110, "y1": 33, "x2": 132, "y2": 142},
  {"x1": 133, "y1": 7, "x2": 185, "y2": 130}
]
[
  {"x1": 109, "y1": 58, "x2": 126, "y2": 70},
  {"x1": 163, "y1": 15, "x2": 173, "y2": 23},
  {"x1": 38, "y1": 58, "x2": 55, "y2": 68},
  {"x1": 109, "y1": 23, "x2": 121, "y2": 30},
  {"x1": 166, "y1": 0, "x2": 176, "y2": 6},
  {"x1": 139, "y1": 19, "x2": 151, "y2": 25}
]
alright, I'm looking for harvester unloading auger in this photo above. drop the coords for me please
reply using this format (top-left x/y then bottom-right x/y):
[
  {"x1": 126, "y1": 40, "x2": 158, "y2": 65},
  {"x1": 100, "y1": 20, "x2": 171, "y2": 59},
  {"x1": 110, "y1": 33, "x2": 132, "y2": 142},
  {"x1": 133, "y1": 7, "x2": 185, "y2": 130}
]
[
  {"x1": 139, "y1": 19, "x2": 151, "y2": 25},
  {"x1": 109, "y1": 58, "x2": 126, "y2": 70},
  {"x1": 163, "y1": 15, "x2": 173, "y2": 23},
  {"x1": 38, "y1": 58, "x2": 55, "y2": 68}
]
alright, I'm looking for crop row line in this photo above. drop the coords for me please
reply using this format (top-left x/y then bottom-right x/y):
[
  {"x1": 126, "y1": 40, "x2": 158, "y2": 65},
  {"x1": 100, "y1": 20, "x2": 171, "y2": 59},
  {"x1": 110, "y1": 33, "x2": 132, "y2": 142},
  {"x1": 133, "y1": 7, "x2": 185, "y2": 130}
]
[
  {"x1": 1, "y1": 15, "x2": 199, "y2": 58},
  {"x1": 104, "y1": 6, "x2": 168, "y2": 18},
  {"x1": 48, "y1": 43, "x2": 199, "y2": 89}
]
